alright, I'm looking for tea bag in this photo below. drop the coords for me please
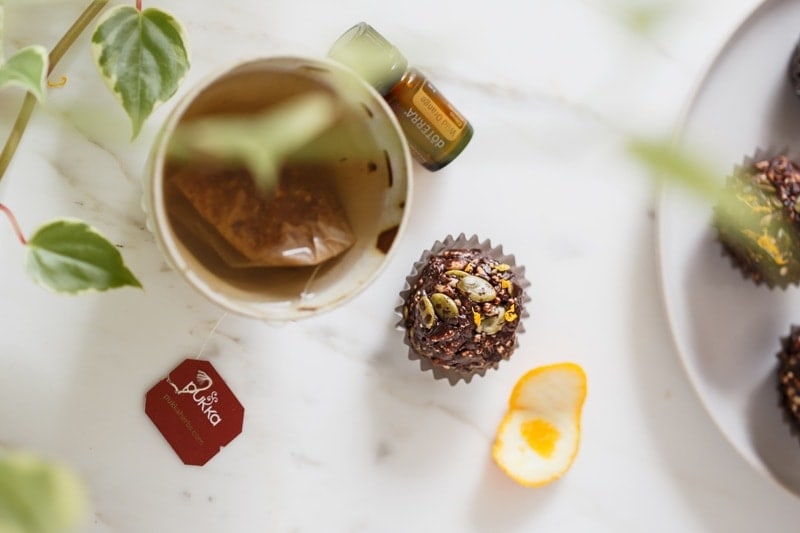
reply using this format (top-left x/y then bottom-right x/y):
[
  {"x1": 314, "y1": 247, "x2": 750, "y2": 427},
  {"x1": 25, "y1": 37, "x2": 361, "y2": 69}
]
[{"x1": 167, "y1": 162, "x2": 356, "y2": 267}]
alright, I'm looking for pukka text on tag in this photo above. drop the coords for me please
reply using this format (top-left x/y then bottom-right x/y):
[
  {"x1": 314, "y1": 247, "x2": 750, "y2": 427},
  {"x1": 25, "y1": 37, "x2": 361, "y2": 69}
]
[{"x1": 145, "y1": 359, "x2": 244, "y2": 466}]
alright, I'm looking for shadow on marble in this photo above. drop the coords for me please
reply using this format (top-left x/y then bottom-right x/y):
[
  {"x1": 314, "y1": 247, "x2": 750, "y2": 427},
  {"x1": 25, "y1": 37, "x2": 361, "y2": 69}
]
[
  {"x1": 365, "y1": 335, "x2": 483, "y2": 476},
  {"x1": 365, "y1": 313, "x2": 551, "y2": 531},
  {"x1": 468, "y1": 455, "x2": 556, "y2": 533}
]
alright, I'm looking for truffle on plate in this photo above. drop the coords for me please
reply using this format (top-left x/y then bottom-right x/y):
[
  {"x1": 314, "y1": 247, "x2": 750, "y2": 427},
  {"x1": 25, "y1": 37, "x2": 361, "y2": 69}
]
[
  {"x1": 398, "y1": 234, "x2": 529, "y2": 384},
  {"x1": 789, "y1": 39, "x2": 800, "y2": 96},
  {"x1": 713, "y1": 152, "x2": 800, "y2": 288},
  {"x1": 777, "y1": 325, "x2": 800, "y2": 439}
]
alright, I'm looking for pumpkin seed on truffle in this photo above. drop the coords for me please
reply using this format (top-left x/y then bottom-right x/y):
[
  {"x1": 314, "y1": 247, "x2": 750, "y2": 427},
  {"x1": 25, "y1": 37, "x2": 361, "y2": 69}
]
[
  {"x1": 417, "y1": 294, "x2": 436, "y2": 329},
  {"x1": 457, "y1": 275, "x2": 497, "y2": 302},
  {"x1": 430, "y1": 292, "x2": 459, "y2": 320},
  {"x1": 477, "y1": 307, "x2": 506, "y2": 335}
]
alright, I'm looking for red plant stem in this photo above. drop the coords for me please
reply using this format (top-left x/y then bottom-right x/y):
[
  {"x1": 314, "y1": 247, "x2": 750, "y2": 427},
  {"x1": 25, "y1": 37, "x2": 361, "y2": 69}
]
[
  {"x1": 0, "y1": 204, "x2": 27, "y2": 245},
  {"x1": 136, "y1": 0, "x2": 142, "y2": 11}
]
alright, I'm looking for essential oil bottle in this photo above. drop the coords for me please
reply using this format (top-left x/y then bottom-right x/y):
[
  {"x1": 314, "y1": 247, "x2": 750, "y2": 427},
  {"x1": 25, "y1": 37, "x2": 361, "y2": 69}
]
[{"x1": 328, "y1": 22, "x2": 473, "y2": 171}]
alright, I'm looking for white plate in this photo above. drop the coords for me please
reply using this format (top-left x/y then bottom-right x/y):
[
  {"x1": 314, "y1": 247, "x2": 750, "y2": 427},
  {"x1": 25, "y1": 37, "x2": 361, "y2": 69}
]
[{"x1": 658, "y1": 0, "x2": 800, "y2": 496}]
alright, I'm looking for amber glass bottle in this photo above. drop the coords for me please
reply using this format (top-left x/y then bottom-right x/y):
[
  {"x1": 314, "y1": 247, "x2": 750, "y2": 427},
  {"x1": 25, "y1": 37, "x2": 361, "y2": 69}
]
[
  {"x1": 385, "y1": 68, "x2": 473, "y2": 171},
  {"x1": 329, "y1": 23, "x2": 473, "y2": 171}
]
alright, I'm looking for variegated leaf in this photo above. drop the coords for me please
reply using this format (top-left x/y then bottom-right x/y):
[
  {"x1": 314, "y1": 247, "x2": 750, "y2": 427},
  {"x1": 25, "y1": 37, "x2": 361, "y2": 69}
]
[{"x1": 91, "y1": 5, "x2": 189, "y2": 138}]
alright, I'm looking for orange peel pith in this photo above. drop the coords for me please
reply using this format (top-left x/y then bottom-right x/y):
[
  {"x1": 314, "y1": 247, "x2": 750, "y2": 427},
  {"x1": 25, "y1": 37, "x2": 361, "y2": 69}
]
[{"x1": 492, "y1": 362, "x2": 587, "y2": 487}]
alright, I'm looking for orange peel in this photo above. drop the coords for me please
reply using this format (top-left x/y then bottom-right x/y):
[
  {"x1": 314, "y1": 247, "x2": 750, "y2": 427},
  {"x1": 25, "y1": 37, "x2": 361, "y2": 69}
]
[{"x1": 492, "y1": 362, "x2": 587, "y2": 487}]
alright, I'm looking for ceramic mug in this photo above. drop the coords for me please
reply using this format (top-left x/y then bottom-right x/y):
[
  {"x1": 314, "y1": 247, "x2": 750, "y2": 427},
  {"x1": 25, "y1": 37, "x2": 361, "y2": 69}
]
[{"x1": 143, "y1": 56, "x2": 412, "y2": 320}]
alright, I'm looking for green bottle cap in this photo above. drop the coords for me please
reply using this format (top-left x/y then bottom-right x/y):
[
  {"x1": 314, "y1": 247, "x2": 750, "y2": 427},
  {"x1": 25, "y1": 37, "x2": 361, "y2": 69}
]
[{"x1": 328, "y1": 22, "x2": 408, "y2": 94}]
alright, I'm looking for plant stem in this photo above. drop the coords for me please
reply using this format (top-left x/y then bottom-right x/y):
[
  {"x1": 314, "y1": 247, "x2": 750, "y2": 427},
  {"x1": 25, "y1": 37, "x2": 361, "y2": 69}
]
[
  {"x1": 0, "y1": 4, "x2": 5, "y2": 61},
  {"x1": 0, "y1": 203, "x2": 27, "y2": 245},
  {"x1": 136, "y1": 0, "x2": 142, "y2": 11},
  {"x1": 0, "y1": 0, "x2": 110, "y2": 185}
]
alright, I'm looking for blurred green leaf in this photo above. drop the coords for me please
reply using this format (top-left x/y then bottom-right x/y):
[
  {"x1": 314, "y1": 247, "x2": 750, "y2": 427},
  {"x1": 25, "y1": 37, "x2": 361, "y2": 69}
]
[
  {"x1": 629, "y1": 137, "x2": 798, "y2": 281},
  {"x1": 25, "y1": 219, "x2": 142, "y2": 294},
  {"x1": 628, "y1": 137, "x2": 746, "y2": 229},
  {"x1": 0, "y1": 5, "x2": 4, "y2": 60},
  {"x1": 0, "y1": 45, "x2": 48, "y2": 103},
  {"x1": 168, "y1": 92, "x2": 339, "y2": 190},
  {"x1": 91, "y1": 5, "x2": 190, "y2": 139},
  {"x1": 628, "y1": 137, "x2": 722, "y2": 199},
  {"x1": 622, "y1": 4, "x2": 671, "y2": 34},
  {"x1": 0, "y1": 451, "x2": 87, "y2": 533}
]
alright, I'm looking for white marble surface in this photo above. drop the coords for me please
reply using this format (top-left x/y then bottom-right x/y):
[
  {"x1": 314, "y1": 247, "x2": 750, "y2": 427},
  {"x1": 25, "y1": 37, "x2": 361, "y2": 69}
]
[{"x1": 3, "y1": 0, "x2": 800, "y2": 531}]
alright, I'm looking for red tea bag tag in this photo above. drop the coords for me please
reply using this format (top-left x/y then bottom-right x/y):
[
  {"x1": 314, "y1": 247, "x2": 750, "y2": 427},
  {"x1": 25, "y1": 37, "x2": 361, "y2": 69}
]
[{"x1": 145, "y1": 359, "x2": 244, "y2": 466}]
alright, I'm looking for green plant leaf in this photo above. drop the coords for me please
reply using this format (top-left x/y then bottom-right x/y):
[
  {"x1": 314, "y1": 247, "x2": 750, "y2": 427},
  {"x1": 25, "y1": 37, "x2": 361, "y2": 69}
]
[
  {"x1": 627, "y1": 136, "x2": 778, "y2": 237},
  {"x1": 0, "y1": 451, "x2": 87, "y2": 533},
  {"x1": 627, "y1": 137, "x2": 722, "y2": 199},
  {"x1": 620, "y1": 4, "x2": 672, "y2": 35},
  {"x1": 0, "y1": 45, "x2": 48, "y2": 103},
  {"x1": 0, "y1": 4, "x2": 5, "y2": 61},
  {"x1": 168, "y1": 93, "x2": 338, "y2": 190},
  {"x1": 91, "y1": 5, "x2": 190, "y2": 139},
  {"x1": 25, "y1": 219, "x2": 143, "y2": 294}
]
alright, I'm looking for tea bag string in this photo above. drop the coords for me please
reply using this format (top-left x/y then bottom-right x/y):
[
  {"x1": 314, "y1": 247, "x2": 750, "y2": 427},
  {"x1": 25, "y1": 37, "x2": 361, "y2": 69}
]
[{"x1": 196, "y1": 312, "x2": 228, "y2": 359}]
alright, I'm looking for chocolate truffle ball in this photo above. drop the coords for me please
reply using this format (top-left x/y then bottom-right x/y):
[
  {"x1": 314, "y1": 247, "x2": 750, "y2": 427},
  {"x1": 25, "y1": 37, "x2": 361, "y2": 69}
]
[
  {"x1": 713, "y1": 154, "x2": 800, "y2": 288},
  {"x1": 777, "y1": 325, "x2": 800, "y2": 437},
  {"x1": 402, "y1": 247, "x2": 526, "y2": 380},
  {"x1": 789, "y1": 39, "x2": 800, "y2": 96}
]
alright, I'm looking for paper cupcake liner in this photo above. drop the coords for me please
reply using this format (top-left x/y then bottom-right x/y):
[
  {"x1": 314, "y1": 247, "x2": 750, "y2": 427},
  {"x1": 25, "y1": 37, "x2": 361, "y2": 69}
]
[
  {"x1": 713, "y1": 146, "x2": 800, "y2": 289},
  {"x1": 396, "y1": 233, "x2": 531, "y2": 385},
  {"x1": 776, "y1": 325, "x2": 800, "y2": 442}
]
